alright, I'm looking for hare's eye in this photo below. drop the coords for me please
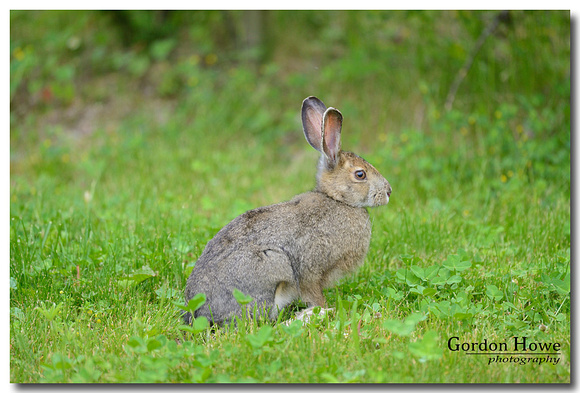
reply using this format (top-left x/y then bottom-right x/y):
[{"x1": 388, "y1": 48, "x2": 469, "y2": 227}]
[{"x1": 354, "y1": 170, "x2": 366, "y2": 180}]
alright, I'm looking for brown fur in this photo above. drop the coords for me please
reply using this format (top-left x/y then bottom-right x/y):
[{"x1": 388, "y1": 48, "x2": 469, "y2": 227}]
[{"x1": 183, "y1": 97, "x2": 392, "y2": 324}]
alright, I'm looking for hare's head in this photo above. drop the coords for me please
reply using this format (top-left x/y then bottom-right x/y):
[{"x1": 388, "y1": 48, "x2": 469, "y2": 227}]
[{"x1": 301, "y1": 96, "x2": 392, "y2": 208}]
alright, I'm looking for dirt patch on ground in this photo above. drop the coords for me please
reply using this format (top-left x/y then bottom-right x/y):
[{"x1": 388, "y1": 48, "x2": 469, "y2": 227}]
[{"x1": 12, "y1": 73, "x2": 177, "y2": 142}]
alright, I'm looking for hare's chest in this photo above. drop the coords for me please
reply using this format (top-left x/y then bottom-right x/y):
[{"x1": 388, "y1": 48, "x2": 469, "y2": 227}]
[
  {"x1": 334, "y1": 207, "x2": 372, "y2": 252},
  {"x1": 320, "y1": 209, "x2": 371, "y2": 287},
  {"x1": 320, "y1": 243, "x2": 369, "y2": 289}
]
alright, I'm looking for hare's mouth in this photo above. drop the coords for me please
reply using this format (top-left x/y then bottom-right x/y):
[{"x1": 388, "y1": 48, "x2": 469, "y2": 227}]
[
  {"x1": 381, "y1": 188, "x2": 391, "y2": 206},
  {"x1": 385, "y1": 184, "x2": 392, "y2": 204},
  {"x1": 369, "y1": 189, "x2": 390, "y2": 207}
]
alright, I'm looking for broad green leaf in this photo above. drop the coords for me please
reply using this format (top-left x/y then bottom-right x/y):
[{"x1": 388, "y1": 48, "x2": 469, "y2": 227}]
[
  {"x1": 383, "y1": 287, "x2": 404, "y2": 301},
  {"x1": 146, "y1": 338, "x2": 162, "y2": 352},
  {"x1": 410, "y1": 265, "x2": 425, "y2": 280},
  {"x1": 424, "y1": 265, "x2": 440, "y2": 281},
  {"x1": 383, "y1": 312, "x2": 426, "y2": 336},
  {"x1": 173, "y1": 293, "x2": 207, "y2": 314},
  {"x1": 410, "y1": 265, "x2": 440, "y2": 282},
  {"x1": 453, "y1": 312, "x2": 473, "y2": 320},
  {"x1": 548, "y1": 272, "x2": 570, "y2": 295},
  {"x1": 443, "y1": 254, "x2": 472, "y2": 272},
  {"x1": 280, "y1": 320, "x2": 304, "y2": 338},
  {"x1": 179, "y1": 316, "x2": 209, "y2": 334},
  {"x1": 422, "y1": 287, "x2": 437, "y2": 297},
  {"x1": 128, "y1": 265, "x2": 156, "y2": 283},
  {"x1": 486, "y1": 284, "x2": 504, "y2": 301},
  {"x1": 409, "y1": 331, "x2": 443, "y2": 362},
  {"x1": 127, "y1": 336, "x2": 145, "y2": 349},
  {"x1": 232, "y1": 288, "x2": 253, "y2": 305},
  {"x1": 246, "y1": 325, "x2": 273, "y2": 349},
  {"x1": 320, "y1": 373, "x2": 340, "y2": 383},
  {"x1": 51, "y1": 353, "x2": 73, "y2": 371},
  {"x1": 430, "y1": 275, "x2": 447, "y2": 286},
  {"x1": 457, "y1": 248, "x2": 469, "y2": 260},
  {"x1": 433, "y1": 301, "x2": 451, "y2": 318},
  {"x1": 446, "y1": 275, "x2": 462, "y2": 285},
  {"x1": 193, "y1": 317, "x2": 209, "y2": 332},
  {"x1": 396, "y1": 268, "x2": 421, "y2": 286},
  {"x1": 120, "y1": 265, "x2": 157, "y2": 288},
  {"x1": 116, "y1": 279, "x2": 134, "y2": 289}
]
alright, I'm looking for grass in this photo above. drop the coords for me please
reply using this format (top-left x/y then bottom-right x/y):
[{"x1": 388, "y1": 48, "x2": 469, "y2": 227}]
[{"x1": 10, "y1": 10, "x2": 570, "y2": 383}]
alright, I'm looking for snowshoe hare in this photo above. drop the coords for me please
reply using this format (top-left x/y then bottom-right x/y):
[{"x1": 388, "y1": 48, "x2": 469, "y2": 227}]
[{"x1": 184, "y1": 96, "x2": 392, "y2": 325}]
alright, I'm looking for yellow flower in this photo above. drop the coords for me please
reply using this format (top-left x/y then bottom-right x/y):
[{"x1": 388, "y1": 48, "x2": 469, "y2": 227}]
[
  {"x1": 205, "y1": 53, "x2": 218, "y2": 66},
  {"x1": 13, "y1": 47, "x2": 25, "y2": 61},
  {"x1": 501, "y1": 174, "x2": 508, "y2": 183},
  {"x1": 495, "y1": 110, "x2": 502, "y2": 119}
]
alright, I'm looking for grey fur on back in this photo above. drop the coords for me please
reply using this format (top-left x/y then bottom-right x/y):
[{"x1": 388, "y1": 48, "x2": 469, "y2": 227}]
[
  {"x1": 183, "y1": 96, "x2": 391, "y2": 325},
  {"x1": 184, "y1": 191, "x2": 371, "y2": 324}
]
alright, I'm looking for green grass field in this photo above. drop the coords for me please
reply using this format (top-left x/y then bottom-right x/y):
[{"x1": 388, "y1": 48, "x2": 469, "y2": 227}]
[{"x1": 10, "y1": 10, "x2": 570, "y2": 383}]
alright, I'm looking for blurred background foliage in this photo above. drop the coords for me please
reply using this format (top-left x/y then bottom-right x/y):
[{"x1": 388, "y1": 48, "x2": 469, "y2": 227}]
[
  {"x1": 10, "y1": 10, "x2": 570, "y2": 114},
  {"x1": 10, "y1": 10, "x2": 570, "y2": 220}
]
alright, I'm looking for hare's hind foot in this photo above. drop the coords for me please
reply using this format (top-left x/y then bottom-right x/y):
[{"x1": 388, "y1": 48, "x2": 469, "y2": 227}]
[{"x1": 282, "y1": 306, "x2": 335, "y2": 325}]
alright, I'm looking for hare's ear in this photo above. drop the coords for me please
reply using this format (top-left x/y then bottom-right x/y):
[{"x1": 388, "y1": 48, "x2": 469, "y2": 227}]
[
  {"x1": 301, "y1": 96, "x2": 327, "y2": 152},
  {"x1": 322, "y1": 108, "x2": 342, "y2": 166}
]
